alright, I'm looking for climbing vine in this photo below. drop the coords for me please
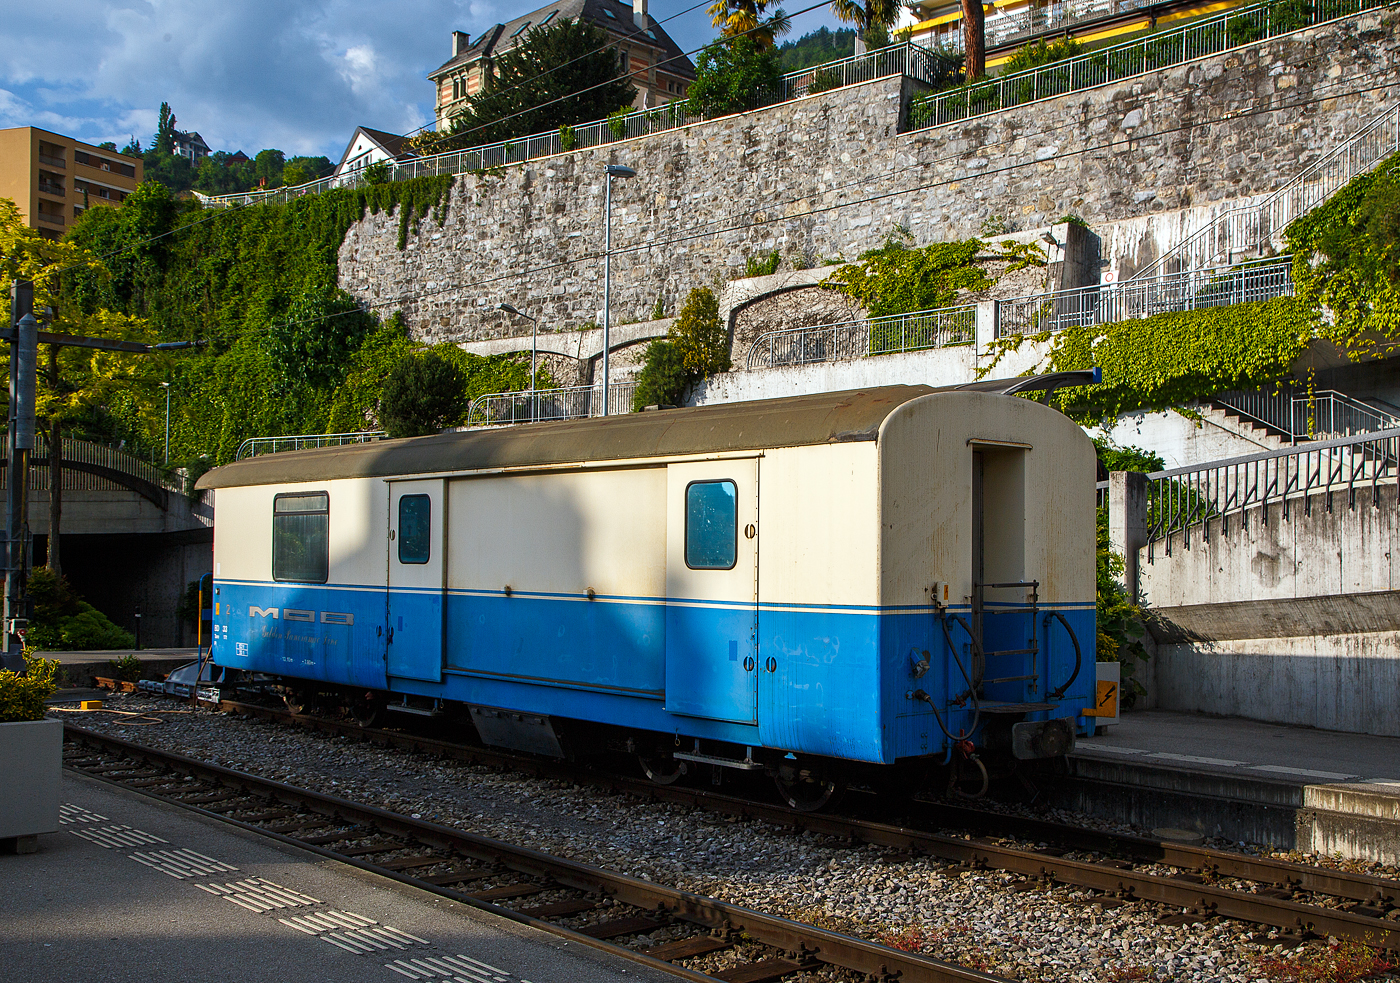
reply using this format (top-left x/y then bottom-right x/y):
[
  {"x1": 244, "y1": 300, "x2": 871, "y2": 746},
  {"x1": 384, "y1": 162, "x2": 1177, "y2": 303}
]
[{"x1": 56, "y1": 175, "x2": 456, "y2": 465}]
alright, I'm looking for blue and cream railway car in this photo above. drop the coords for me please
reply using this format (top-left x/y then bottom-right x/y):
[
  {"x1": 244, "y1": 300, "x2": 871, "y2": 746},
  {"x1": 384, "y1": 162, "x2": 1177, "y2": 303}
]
[{"x1": 197, "y1": 383, "x2": 1097, "y2": 806}]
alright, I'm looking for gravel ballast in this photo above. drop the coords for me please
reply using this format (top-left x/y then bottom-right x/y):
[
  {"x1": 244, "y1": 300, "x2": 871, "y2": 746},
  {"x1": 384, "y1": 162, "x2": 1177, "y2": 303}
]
[{"x1": 57, "y1": 695, "x2": 1400, "y2": 983}]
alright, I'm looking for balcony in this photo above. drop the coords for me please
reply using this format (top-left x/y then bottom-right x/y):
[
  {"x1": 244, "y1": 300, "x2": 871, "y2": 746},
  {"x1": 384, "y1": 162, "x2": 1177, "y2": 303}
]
[
  {"x1": 38, "y1": 153, "x2": 65, "y2": 169},
  {"x1": 38, "y1": 183, "x2": 65, "y2": 198},
  {"x1": 36, "y1": 212, "x2": 65, "y2": 226}
]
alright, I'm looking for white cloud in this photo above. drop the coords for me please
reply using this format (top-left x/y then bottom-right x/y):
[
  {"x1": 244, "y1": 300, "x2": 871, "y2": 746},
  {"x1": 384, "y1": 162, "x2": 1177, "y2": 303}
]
[{"x1": 0, "y1": 0, "x2": 502, "y2": 157}]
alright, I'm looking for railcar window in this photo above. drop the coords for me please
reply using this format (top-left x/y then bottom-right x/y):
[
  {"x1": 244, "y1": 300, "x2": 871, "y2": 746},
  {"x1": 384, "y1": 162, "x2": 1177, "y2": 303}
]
[
  {"x1": 685, "y1": 480, "x2": 737, "y2": 569},
  {"x1": 398, "y1": 495, "x2": 431, "y2": 564},
  {"x1": 272, "y1": 492, "x2": 329, "y2": 583}
]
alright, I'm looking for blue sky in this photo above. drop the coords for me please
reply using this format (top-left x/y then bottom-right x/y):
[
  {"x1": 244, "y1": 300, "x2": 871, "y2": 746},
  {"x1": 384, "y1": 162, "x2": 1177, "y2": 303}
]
[{"x1": 0, "y1": 0, "x2": 848, "y2": 161}]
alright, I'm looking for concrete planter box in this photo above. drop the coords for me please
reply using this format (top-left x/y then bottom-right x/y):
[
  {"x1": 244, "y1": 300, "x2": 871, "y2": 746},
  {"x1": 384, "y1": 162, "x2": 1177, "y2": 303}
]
[{"x1": 0, "y1": 718, "x2": 62, "y2": 845}]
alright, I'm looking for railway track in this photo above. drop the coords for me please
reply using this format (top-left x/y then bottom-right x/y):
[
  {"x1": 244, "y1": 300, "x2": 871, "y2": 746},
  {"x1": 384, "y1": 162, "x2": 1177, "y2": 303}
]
[
  {"x1": 63, "y1": 724, "x2": 1007, "y2": 983},
  {"x1": 205, "y1": 698, "x2": 1400, "y2": 952}
]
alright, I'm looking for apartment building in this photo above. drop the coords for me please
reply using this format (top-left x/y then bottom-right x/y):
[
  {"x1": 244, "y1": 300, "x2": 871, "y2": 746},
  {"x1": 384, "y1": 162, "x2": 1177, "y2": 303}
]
[
  {"x1": 0, "y1": 127, "x2": 142, "y2": 239},
  {"x1": 429, "y1": 0, "x2": 695, "y2": 132}
]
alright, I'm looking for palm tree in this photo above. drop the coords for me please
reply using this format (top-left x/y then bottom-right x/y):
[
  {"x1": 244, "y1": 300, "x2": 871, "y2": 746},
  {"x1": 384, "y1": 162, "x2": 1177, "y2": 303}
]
[{"x1": 706, "y1": 0, "x2": 792, "y2": 50}]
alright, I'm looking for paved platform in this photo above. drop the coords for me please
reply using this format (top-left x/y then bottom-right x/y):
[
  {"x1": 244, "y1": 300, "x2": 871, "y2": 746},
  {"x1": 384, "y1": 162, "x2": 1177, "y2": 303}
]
[
  {"x1": 1055, "y1": 710, "x2": 1400, "y2": 862},
  {"x1": 34, "y1": 648, "x2": 202, "y2": 689},
  {"x1": 1, "y1": 772, "x2": 676, "y2": 983}
]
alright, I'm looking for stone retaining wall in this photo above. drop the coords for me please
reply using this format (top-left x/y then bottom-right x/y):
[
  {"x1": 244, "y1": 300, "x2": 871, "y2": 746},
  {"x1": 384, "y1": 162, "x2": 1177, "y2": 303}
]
[{"x1": 338, "y1": 7, "x2": 1400, "y2": 346}]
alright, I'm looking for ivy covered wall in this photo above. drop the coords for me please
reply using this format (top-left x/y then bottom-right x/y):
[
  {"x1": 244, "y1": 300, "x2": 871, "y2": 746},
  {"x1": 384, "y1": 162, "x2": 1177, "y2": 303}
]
[{"x1": 60, "y1": 176, "x2": 534, "y2": 467}]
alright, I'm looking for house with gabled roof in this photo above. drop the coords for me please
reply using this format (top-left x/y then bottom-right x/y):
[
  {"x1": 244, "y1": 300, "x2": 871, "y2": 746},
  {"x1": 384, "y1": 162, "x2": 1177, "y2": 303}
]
[
  {"x1": 428, "y1": 0, "x2": 696, "y2": 132},
  {"x1": 332, "y1": 126, "x2": 418, "y2": 184}
]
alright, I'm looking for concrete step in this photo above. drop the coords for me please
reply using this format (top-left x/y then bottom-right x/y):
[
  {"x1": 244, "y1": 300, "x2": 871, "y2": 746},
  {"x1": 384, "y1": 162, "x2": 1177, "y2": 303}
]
[
  {"x1": 1198, "y1": 403, "x2": 1292, "y2": 450},
  {"x1": 1056, "y1": 750, "x2": 1400, "y2": 863}
]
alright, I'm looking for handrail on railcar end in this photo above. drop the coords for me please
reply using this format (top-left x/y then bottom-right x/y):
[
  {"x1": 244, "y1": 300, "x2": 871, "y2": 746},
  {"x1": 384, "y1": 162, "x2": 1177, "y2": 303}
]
[{"x1": 955, "y1": 367, "x2": 1102, "y2": 396}]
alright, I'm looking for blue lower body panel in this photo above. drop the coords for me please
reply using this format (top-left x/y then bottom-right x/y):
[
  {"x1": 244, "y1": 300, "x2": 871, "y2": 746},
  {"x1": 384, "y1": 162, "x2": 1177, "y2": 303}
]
[{"x1": 212, "y1": 580, "x2": 1095, "y2": 764}]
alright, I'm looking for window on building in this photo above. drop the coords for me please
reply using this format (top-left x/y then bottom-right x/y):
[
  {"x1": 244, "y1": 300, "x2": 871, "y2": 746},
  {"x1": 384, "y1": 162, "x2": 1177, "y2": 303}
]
[
  {"x1": 602, "y1": 6, "x2": 616, "y2": 15},
  {"x1": 538, "y1": 9, "x2": 557, "y2": 25},
  {"x1": 511, "y1": 20, "x2": 531, "y2": 36},
  {"x1": 397, "y1": 495, "x2": 431, "y2": 564},
  {"x1": 685, "y1": 480, "x2": 737, "y2": 570},
  {"x1": 273, "y1": 492, "x2": 330, "y2": 583}
]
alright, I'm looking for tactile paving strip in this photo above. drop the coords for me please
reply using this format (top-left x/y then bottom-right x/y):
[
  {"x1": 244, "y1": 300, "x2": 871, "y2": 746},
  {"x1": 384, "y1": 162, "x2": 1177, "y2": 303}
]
[
  {"x1": 128, "y1": 848, "x2": 240, "y2": 878},
  {"x1": 198, "y1": 877, "x2": 320, "y2": 911},
  {"x1": 383, "y1": 953, "x2": 528, "y2": 983},
  {"x1": 70, "y1": 824, "x2": 169, "y2": 848}
]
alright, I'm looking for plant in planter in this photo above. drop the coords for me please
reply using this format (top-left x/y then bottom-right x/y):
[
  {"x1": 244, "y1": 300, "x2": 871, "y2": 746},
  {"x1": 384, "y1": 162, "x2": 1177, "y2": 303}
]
[{"x1": 0, "y1": 656, "x2": 62, "y2": 852}]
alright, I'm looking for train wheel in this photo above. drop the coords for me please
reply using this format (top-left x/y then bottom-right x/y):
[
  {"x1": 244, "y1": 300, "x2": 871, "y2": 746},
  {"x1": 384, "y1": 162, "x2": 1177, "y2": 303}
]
[
  {"x1": 639, "y1": 753, "x2": 687, "y2": 785},
  {"x1": 350, "y1": 691, "x2": 386, "y2": 728},
  {"x1": 774, "y1": 758, "x2": 844, "y2": 812}
]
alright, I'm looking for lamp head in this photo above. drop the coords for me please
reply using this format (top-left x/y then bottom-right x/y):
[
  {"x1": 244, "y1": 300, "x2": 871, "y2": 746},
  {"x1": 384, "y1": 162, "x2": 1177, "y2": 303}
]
[
  {"x1": 606, "y1": 164, "x2": 637, "y2": 179},
  {"x1": 498, "y1": 302, "x2": 522, "y2": 316}
]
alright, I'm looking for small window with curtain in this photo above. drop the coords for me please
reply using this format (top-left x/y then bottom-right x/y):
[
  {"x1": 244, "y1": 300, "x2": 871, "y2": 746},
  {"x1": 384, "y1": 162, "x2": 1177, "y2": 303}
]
[
  {"x1": 273, "y1": 493, "x2": 329, "y2": 583},
  {"x1": 685, "y1": 480, "x2": 737, "y2": 570},
  {"x1": 398, "y1": 495, "x2": 431, "y2": 564}
]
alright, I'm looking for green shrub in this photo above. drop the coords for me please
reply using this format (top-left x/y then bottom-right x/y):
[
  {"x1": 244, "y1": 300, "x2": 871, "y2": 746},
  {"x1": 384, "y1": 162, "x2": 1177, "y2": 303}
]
[
  {"x1": 380, "y1": 350, "x2": 468, "y2": 438},
  {"x1": 0, "y1": 656, "x2": 60, "y2": 722},
  {"x1": 558, "y1": 124, "x2": 578, "y2": 152},
  {"x1": 23, "y1": 567, "x2": 139, "y2": 652},
  {"x1": 806, "y1": 68, "x2": 843, "y2": 94},
  {"x1": 107, "y1": 653, "x2": 143, "y2": 682},
  {"x1": 361, "y1": 161, "x2": 390, "y2": 185},
  {"x1": 631, "y1": 339, "x2": 691, "y2": 409},
  {"x1": 607, "y1": 108, "x2": 630, "y2": 140},
  {"x1": 631, "y1": 286, "x2": 731, "y2": 409},
  {"x1": 820, "y1": 234, "x2": 993, "y2": 316},
  {"x1": 742, "y1": 251, "x2": 781, "y2": 278}
]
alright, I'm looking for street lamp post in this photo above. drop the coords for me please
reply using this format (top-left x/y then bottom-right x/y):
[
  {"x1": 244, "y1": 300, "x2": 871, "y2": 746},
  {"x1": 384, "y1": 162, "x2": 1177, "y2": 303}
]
[
  {"x1": 160, "y1": 382, "x2": 171, "y2": 463},
  {"x1": 497, "y1": 303, "x2": 539, "y2": 422},
  {"x1": 602, "y1": 164, "x2": 636, "y2": 417}
]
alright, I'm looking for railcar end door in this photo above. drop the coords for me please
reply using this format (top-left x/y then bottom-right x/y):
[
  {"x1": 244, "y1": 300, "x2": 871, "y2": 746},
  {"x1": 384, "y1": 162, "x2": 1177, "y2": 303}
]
[
  {"x1": 664, "y1": 459, "x2": 759, "y2": 724},
  {"x1": 387, "y1": 479, "x2": 446, "y2": 682}
]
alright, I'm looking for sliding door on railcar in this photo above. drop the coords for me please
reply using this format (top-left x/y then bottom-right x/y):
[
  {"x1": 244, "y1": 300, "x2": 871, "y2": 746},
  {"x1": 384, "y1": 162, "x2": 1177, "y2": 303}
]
[
  {"x1": 386, "y1": 479, "x2": 446, "y2": 682},
  {"x1": 664, "y1": 459, "x2": 759, "y2": 724}
]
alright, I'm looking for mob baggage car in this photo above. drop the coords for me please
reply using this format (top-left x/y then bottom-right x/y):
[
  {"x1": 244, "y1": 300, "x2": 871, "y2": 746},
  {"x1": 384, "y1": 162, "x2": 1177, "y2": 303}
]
[{"x1": 197, "y1": 381, "x2": 1097, "y2": 807}]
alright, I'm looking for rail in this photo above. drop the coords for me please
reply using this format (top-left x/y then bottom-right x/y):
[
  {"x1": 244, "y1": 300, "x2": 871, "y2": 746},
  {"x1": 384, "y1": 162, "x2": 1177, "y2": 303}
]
[
  {"x1": 1213, "y1": 388, "x2": 1400, "y2": 441},
  {"x1": 196, "y1": 42, "x2": 946, "y2": 210},
  {"x1": 466, "y1": 381, "x2": 640, "y2": 426},
  {"x1": 235, "y1": 431, "x2": 387, "y2": 460},
  {"x1": 908, "y1": 0, "x2": 1394, "y2": 130},
  {"x1": 1143, "y1": 427, "x2": 1400, "y2": 555},
  {"x1": 995, "y1": 257, "x2": 1292, "y2": 338},
  {"x1": 1131, "y1": 101, "x2": 1400, "y2": 280},
  {"x1": 962, "y1": 0, "x2": 1161, "y2": 53},
  {"x1": 745, "y1": 304, "x2": 976, "y2": 370}
]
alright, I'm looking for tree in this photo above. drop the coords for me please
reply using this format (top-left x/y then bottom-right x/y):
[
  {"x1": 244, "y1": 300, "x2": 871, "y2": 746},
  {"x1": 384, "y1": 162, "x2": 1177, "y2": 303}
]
[
  {"x1": 379, "y1": 351, "x2": 468, "y2": 438},
  {"x1": 961, "y1": 0, "x2": 987, "y2": 79},
  {"x1": 686, "y1": 36, "x2": 784, "y2": 117},
  {"x1": 1, "y1": 198, "x2": 159, "y2": 572},
  {"x1": 706, "y1": 0, "x2": 792, "y2": 50},
  {"x1": 254, "y1": 149, "x2": 286, "y2": 187},
  {"x1": 97, "y1": 142, "x2": 117, "y2": 151},
  {"x1": 155, "y1": 102, "x2": 178, "y2": 155},
  {"x1": 829, "y1": 0, "x2": 899, "y2": 35},
  {"x1": 445, "y1": 19, "x2": 636, "y2": 146}
]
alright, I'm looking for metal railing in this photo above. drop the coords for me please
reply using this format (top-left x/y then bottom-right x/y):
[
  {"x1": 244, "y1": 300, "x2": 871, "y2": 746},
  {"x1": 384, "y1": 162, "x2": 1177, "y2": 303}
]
[
  {"x1": 467, "y1": 382, "x2": 640, "y2": 426},
  {"x1": 1131, "y1": 101, "x2": 1400, "y2": 280},
  {"x1": 1144, "y1": 427, "x2": 1400, "y2": 555},
  {"x1": 1213, "y1": 388, "x2": 1400, "y2": 441},
  {"x1": 1, "y1": 435, "x2": 184, "y2": 495},
  {"x1": 909, "y1": 0, "x2": 1392, "y2": 130},
  {"x1": 235, "y1": 431, "x2": 387, "y2": 460},
  {"x1": 995, "y1": 257, "x2": 1293, "y2": 338},
  {"x1": 745, "y1": 304, "x2": 976, "y2": 370},
  {"x1": 196, "y1": 42, "x2": 945, "y2": 210}
]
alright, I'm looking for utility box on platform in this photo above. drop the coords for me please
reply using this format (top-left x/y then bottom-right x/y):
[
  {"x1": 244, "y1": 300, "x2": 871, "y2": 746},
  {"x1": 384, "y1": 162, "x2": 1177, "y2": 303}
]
[{"x1": 0, "y1": 717, "x2": 62, "y2": 848}]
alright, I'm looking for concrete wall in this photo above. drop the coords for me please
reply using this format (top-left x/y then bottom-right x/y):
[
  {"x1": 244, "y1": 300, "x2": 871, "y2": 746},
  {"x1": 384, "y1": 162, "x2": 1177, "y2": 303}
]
[
  {"x1": 1140, "y1": 482, "x2": 1400, "y2": 735},
  {"x1": 338, "y1": 8, "x2": 1400, "y2": 346}
]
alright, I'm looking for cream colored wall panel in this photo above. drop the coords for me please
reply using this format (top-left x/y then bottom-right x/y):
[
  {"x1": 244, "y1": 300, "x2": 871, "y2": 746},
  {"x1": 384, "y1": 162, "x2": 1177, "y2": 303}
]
[
  {"x1": 448, "y1": 468, "x2": 666, "y2": 596},
  {"x1": 757, "y1": 444, "x2": 879, "y2": 607},
  {"x1": 880, "y1": 392, "x2": 1095, "y2": 607},
  {"x1": 214, "y1": 477, "x2": 385, "y2": 586}
]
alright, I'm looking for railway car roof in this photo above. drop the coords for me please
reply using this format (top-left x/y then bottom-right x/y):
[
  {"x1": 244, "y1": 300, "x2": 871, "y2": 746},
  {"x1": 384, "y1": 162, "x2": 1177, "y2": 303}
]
[{"x1": 196, "y1": 373, "x2": 1097, "y2": 489}]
